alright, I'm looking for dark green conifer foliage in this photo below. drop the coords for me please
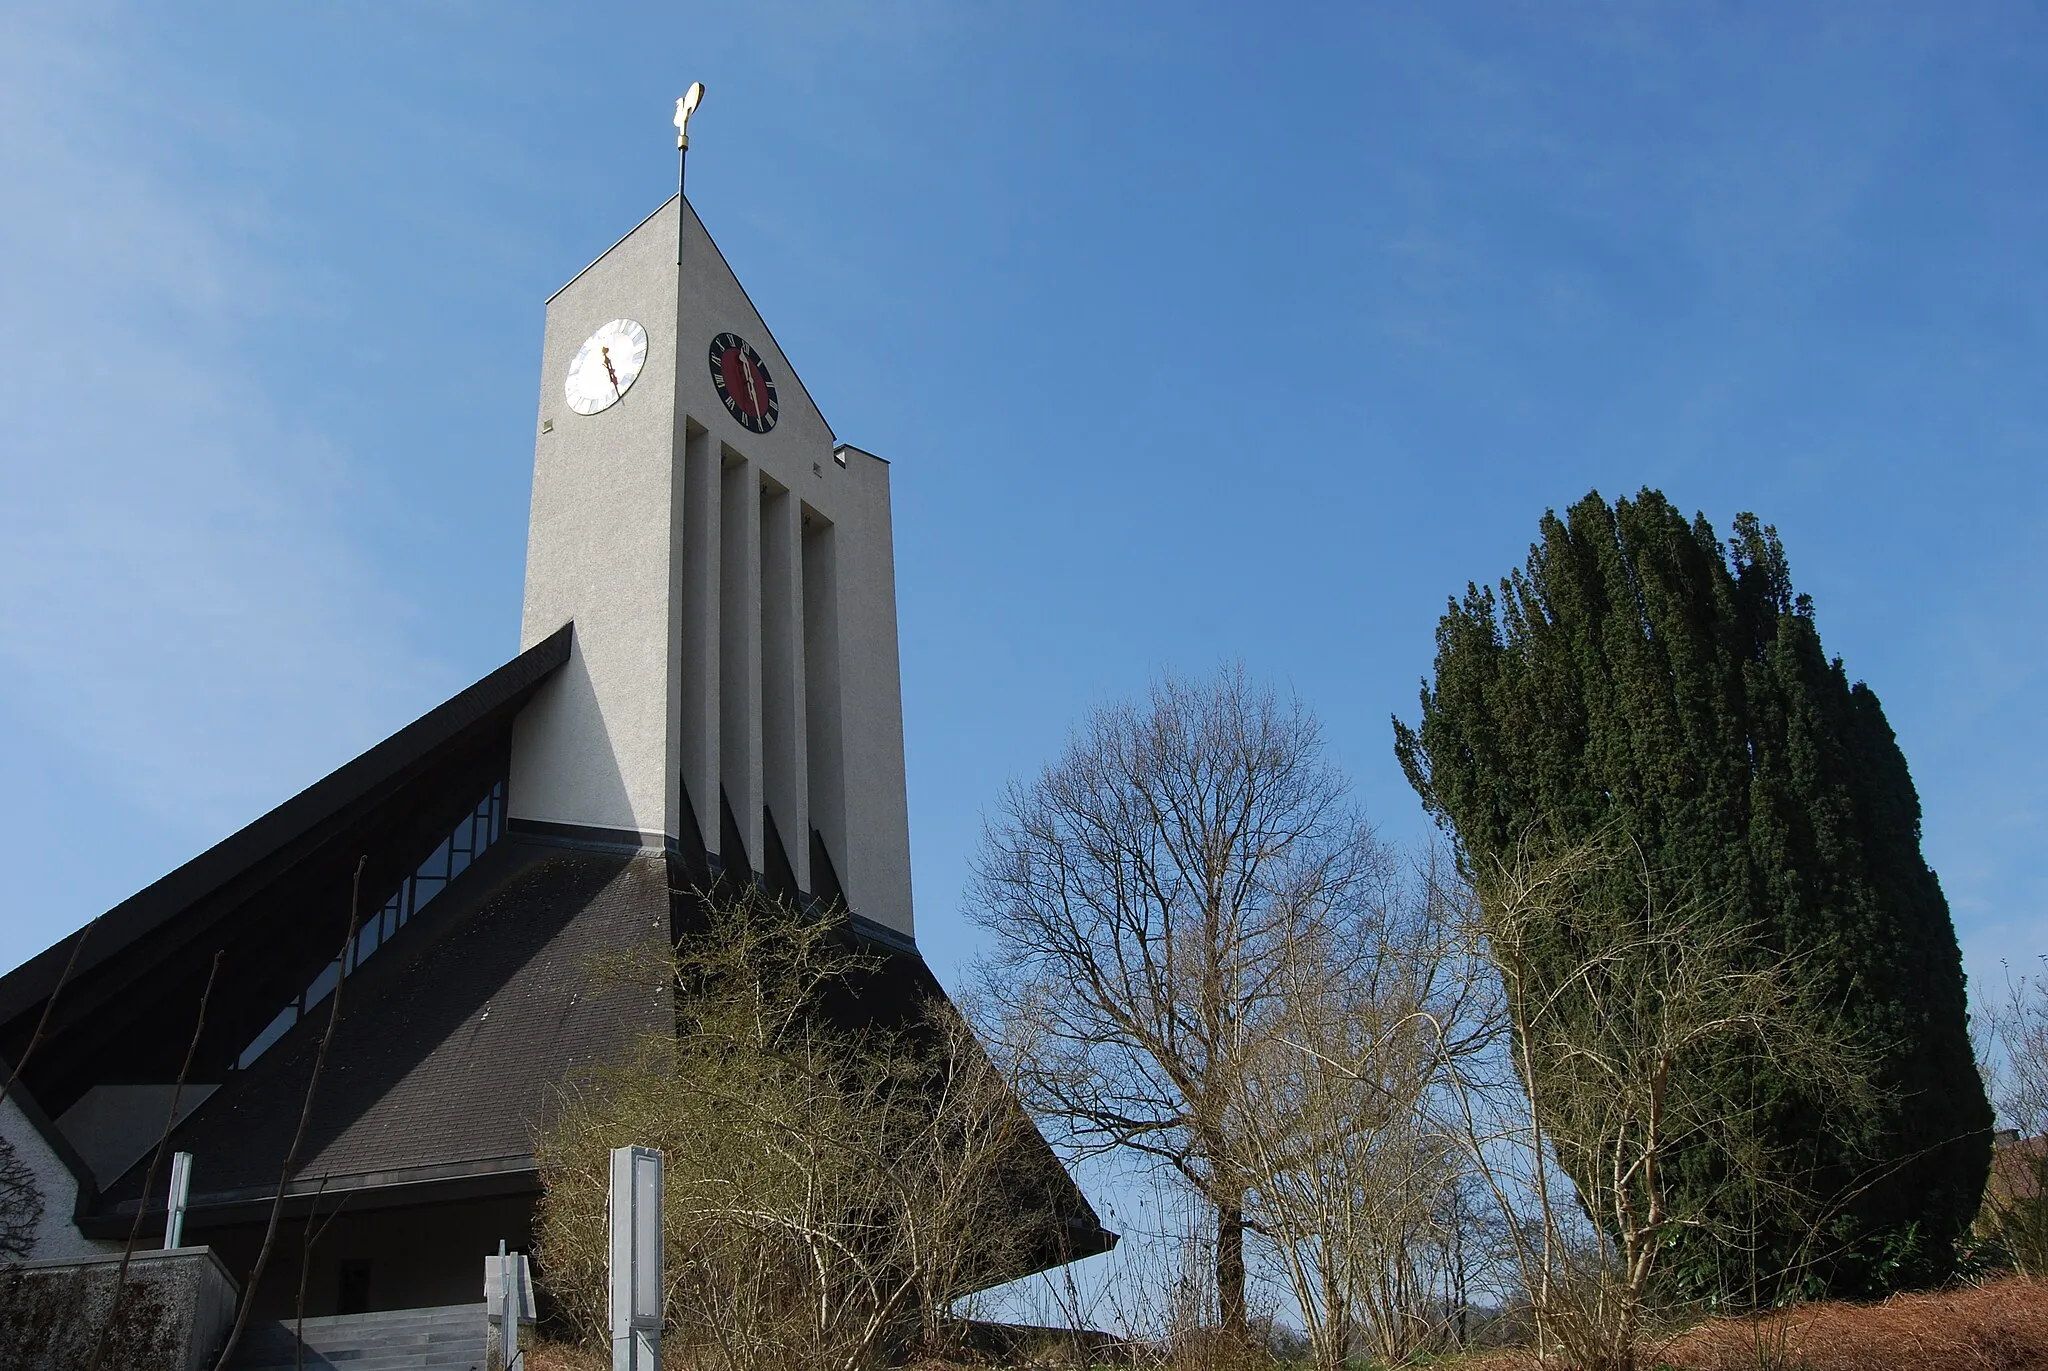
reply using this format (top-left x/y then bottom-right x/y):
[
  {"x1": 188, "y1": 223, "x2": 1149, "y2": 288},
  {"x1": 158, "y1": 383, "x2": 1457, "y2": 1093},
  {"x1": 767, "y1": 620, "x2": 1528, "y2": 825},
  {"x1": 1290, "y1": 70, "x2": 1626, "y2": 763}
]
[{"x1": 1393, "y1": 488, "x2": 1991, "y2": 1298}]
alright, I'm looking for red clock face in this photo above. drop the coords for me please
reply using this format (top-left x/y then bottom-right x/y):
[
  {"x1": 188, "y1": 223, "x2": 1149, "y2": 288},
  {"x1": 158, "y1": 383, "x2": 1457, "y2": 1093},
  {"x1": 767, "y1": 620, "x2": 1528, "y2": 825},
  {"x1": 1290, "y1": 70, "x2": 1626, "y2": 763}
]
[{"x1": 708, "y1": 332, "x2": 780, "y2": 435}]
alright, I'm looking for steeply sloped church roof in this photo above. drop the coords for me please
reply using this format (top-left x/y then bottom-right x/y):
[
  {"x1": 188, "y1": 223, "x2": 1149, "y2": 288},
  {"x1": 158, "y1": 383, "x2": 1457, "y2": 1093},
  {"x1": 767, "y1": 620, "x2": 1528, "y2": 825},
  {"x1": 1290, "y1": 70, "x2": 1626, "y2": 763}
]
[
  {"x1": 0, "y1": 626, "x2": 573, "y2": 1154},
  {"x1": 90, "y1": 840, "x2": 674, "y2": 1228}
]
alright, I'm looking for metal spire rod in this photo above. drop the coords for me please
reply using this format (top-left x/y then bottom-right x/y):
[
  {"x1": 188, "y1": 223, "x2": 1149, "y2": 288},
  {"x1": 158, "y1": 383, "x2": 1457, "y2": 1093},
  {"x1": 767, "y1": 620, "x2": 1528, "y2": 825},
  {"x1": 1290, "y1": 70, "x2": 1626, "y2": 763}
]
[{"x1": 675, "y1": 82, "x2": 705, "y2": 266}]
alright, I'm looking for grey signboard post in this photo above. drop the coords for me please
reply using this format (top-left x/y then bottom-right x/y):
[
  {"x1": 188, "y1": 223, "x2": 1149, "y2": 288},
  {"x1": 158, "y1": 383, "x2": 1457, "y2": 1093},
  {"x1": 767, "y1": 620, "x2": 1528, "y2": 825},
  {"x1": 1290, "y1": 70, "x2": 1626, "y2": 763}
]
[
  {"x1": 163, "y1": 1151, "x2": 192, "y2": 1249},
  {"x1": 608, "y1": 1145, "x2": 663, "y2": 1371}
]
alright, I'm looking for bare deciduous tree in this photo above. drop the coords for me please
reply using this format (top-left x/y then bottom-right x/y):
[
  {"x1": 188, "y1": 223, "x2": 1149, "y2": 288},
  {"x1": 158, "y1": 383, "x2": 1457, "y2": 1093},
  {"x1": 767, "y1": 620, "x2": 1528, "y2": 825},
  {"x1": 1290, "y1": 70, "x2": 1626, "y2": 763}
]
[
  {"x1": 969, "y1": 665, "x2": 1383, "y2": 1340},
  {"x1": 1984, "y1": 960, "x2": 2048, "y2": 1139},
  {"x1": 1978, "y1": 962, "x2": 2048, "y2": 1274},
  {"x1": 1449, "y1": 828, "x2": 1872, "y2": 1371},
  {"x1": 1234, "y1": 849, "x2": 1494, "y2": 1370}
]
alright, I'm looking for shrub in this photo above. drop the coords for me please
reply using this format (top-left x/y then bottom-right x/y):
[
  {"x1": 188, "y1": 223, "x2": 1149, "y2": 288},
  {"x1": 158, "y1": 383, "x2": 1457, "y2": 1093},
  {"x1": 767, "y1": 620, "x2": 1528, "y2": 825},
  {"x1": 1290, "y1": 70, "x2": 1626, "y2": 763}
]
[{"x1": 534, "y1": 888, "x2": 1055, "y2": 1371}]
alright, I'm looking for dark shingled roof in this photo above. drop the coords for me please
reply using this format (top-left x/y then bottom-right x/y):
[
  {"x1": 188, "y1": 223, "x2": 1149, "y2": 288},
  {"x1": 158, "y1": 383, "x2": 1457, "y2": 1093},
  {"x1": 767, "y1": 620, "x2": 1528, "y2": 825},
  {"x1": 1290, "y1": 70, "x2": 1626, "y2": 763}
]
[
  {"x1": 0, "y1": 626, "x2": 574, "y2": 1120},
  {"x1": 94, "y1": 839, "x2": 673, "y2": 1224}
]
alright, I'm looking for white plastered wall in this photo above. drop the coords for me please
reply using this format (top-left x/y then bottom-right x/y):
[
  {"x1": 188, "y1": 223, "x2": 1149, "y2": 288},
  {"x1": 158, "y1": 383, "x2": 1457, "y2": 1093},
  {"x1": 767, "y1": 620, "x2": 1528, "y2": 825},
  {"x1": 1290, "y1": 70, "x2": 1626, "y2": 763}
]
[
  {"x1": 513, "y1": 199, "x2": 685, "y2": 846},
  {"x1": 510, "y1": 198, "x2": 914, "y2": 938},
  {"x1": 0, "y1": 1092, "x2": 119, "y2": 1262}
]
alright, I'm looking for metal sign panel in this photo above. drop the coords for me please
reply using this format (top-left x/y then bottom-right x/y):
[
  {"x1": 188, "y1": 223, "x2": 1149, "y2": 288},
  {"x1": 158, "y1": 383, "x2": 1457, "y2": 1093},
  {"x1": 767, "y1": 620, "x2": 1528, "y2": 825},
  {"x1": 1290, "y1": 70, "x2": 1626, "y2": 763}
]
[
  {"x1": 608, "y1": 1144, "x2": 663, "y2": 1371},
  {"x1": 164, "y1": 1152, "x2": 193, "y2": 1250}
]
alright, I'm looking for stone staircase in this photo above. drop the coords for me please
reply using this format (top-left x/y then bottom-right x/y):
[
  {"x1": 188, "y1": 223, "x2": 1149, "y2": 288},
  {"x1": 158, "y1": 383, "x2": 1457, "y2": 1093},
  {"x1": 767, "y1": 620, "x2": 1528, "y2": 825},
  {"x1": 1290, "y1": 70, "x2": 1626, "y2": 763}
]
[{"x1": 226, "y1": 1303, "x2": 488, "y2": 1370}]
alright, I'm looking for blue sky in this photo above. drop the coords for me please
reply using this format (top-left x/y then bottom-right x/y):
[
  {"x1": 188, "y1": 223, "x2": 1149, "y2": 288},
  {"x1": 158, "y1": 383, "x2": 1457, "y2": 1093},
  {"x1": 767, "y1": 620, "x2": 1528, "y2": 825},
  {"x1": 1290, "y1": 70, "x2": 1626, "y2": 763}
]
[{"x1": 3, "y1": 2, "x2": 2044, "y2": 1022}]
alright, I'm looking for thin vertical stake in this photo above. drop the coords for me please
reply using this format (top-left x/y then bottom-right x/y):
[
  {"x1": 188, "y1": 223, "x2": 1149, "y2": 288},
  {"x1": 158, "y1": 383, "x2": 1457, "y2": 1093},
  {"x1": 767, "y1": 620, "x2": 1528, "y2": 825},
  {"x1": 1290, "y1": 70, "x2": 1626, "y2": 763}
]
[{"x1": 498, "y1": 1238, "x2": 515, "y2": 1371}]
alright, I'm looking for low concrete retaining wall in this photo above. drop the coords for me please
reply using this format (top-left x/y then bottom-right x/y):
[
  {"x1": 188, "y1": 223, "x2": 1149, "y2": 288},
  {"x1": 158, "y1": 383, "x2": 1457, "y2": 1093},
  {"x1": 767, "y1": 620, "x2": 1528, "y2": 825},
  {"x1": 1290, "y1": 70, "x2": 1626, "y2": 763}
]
[{"x1": 0, "y1": 1245, "x2": 239, "y2": 1371}]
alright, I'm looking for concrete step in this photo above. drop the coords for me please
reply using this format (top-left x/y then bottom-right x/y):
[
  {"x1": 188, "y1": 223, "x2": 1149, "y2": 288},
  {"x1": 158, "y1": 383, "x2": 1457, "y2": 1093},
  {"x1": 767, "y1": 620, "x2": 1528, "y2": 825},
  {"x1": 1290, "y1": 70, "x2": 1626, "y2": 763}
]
[
  {"x1": 228, "y1": 1303, "x2": 486, "y2": 1371},
  {"x1": 232, "y1": 1352, "x2": 483, "y2": 1360},
  {"x1": 232, "y1": 1350, "x2": 486, "y2": 1370},
  {"x1": 242, "y1": 1305, "x2": 485, "y2": 1334},
  {"x1": 233, "y1": 1352, "x2": 485, "y2": 1368},
  {"x1": 239, "y1": 1328, "x2": 484, "y2": 1349}
]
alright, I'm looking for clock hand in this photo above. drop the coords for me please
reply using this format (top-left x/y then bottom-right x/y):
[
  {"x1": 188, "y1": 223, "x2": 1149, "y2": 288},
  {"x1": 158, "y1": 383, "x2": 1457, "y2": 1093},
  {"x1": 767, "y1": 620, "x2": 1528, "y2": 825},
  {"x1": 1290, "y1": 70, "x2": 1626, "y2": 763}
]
[{"x1": 601, "y1": 345, "x2": 622, "y2": 397}]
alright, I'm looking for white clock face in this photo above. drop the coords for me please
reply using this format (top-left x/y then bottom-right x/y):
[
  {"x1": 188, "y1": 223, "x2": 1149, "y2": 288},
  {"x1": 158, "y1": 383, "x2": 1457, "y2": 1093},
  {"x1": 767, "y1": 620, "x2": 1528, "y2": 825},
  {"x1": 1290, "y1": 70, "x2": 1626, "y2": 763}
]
[{"x1": 565, "y1": 319, "x2": 649, "y2": 416}]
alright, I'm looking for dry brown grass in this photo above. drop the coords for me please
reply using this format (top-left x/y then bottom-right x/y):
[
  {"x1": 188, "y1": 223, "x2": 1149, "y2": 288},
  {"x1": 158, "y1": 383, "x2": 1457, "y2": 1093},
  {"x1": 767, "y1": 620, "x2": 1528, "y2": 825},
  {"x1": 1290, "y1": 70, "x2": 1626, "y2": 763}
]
[
  {"x1": 532, "y1": 1277, "x2": 2048, "y2": 1371},
  {"x1": 525, "y1": 1339, "x2": 606, "y2": 1371},
  {"x1": 1653, "y1": 1275, "x2": 2048, "y2": 1371}
]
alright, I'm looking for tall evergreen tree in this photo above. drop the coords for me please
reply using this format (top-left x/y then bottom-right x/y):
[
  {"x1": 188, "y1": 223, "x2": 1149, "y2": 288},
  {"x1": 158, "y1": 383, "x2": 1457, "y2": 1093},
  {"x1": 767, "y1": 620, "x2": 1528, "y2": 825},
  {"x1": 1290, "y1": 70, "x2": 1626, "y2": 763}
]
[{"x1": 1393, "y1": 488, "x2": 1990, "y2": 1298}]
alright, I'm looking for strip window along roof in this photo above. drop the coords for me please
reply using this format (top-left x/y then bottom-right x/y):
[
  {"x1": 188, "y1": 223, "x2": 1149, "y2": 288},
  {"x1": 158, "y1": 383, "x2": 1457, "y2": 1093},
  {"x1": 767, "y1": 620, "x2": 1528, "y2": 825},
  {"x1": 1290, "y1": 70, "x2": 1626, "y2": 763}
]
[{"x1": 233, "y1": 779, "x2": 507, "y2": 1071}]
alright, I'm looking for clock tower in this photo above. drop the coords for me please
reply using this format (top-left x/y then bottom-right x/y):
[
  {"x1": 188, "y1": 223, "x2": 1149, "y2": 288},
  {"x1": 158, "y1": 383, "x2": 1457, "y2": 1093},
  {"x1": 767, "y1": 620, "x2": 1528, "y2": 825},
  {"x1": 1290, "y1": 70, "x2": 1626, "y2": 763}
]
[
  {"x1": 0, "y1": 131, "x2": 1110, "y2": 1332},
  {"x1": 509, "y1": 194, "x2": 914, "y2": 939}
]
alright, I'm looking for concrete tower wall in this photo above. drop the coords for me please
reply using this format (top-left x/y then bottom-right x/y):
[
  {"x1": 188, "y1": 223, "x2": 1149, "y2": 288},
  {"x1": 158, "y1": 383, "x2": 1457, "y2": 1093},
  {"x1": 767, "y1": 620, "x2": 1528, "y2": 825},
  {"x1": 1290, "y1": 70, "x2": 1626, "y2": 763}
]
[
  {"x1": 510, "y1": 199, "x2": 914, "y2": 938},
  {"x1": 512, "y1": 201, "x2": 683, "y2": 851}
]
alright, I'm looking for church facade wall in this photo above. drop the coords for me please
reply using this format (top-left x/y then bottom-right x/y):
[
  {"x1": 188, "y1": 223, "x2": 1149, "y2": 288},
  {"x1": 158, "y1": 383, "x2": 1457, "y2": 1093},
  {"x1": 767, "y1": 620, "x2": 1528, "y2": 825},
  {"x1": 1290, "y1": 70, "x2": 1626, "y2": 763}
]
[{"x1": 825, "y1": 445, "x2": 914, "y2": 931}]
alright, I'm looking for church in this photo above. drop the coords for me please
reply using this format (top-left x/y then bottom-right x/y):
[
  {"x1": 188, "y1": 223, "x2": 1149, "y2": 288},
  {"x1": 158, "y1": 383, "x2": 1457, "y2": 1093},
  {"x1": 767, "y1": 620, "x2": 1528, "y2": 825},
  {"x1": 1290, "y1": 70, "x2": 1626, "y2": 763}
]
[{"x1": 0, "y1": 145, "x2": 1110, "y2": 1325}]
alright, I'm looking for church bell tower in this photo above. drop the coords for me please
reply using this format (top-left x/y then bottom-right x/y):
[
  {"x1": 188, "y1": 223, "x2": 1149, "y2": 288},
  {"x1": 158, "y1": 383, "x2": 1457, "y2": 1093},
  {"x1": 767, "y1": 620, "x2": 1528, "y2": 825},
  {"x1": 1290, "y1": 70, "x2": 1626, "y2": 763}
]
[{"x1": 507, "y1": 192, "x2": 914, "y2": 939}]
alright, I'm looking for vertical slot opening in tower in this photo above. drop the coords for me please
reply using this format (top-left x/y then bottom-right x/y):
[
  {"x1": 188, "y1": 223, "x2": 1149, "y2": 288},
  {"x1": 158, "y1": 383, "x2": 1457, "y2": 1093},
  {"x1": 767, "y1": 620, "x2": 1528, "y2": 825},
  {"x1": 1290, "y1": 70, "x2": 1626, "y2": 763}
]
[
  {"x1": 678, "y1": 420, "x2": 718, "y2": 852},
  {"x1": 718, "y1": 445, "x2": 760, "y2": 877},
  {"x1": 801, "y1": 505, "x2": 846, "y2": 908},
  {"x1": 760, "y1": 474, "x2": 804, "y2": 897}
]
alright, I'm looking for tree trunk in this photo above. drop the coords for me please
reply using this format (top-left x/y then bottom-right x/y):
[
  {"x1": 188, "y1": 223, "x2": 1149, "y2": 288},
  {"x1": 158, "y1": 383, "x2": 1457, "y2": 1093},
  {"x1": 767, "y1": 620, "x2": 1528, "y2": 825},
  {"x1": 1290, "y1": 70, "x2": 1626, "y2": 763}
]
[
  {"x1": 1318, "y1": 1258, "x2": 1346, "y2": 1371},
  {"x1": 1216, "y1": 1195, "x2": 1247, "y2": 1339}
]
